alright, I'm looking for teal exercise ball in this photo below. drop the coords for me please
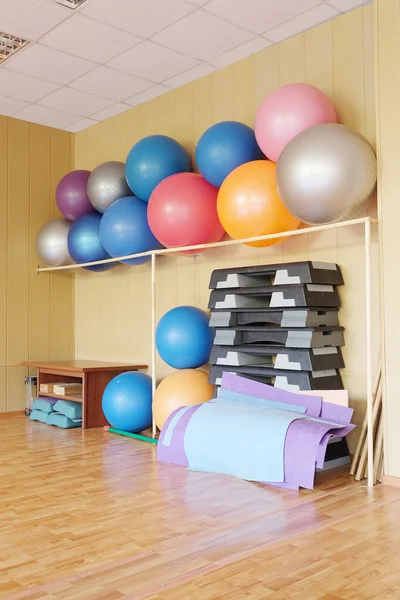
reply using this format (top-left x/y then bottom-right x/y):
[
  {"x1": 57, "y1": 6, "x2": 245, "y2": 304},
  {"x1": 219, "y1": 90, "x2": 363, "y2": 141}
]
[
  {"x1": 196, "y1": 121, "x2": 263, "y2": 187},
  {"x1": 102, "y1": 372, "x2": 152, "y2": 433},
  {"x1": 156, "y1": 306, "x2": 213, "y2": 369},
  {"x1": 125, "y1": 135, "x2": 191, "y2": 202}
]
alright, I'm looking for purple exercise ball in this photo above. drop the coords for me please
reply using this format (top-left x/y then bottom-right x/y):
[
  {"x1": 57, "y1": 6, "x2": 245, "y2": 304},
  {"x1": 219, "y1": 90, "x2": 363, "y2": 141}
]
[{"x1": 56, "y1": 170, "x2": 94, "y2": 222}]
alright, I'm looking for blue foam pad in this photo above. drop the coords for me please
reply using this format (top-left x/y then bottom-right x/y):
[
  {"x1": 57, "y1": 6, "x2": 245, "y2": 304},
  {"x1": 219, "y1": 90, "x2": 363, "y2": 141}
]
[
  {"x1": 47, "y1": 413, "x2": 82, "y2": 429},
  {"x1": 32, "y1": 398, "x2": 56, "y2": 414},
  {"x1": 53, "y1": 400, "x2": 82, "y2": 420},
  {"x1": 30, "y1": 409, "x2": 50, "y2": 424}
]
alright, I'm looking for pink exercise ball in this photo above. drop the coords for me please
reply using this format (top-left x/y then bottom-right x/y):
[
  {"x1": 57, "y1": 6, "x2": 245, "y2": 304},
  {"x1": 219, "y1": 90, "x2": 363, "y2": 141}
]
[
  {"x1": 255, "y1": 83, "x2": 337, "y2": 162},
  {"x1": 148, "y1": 173, "x2": 225, "y2": 251}
]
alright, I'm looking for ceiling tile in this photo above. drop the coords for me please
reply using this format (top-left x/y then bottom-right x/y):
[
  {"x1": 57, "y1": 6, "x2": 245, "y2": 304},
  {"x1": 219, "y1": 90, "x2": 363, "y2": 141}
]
[
  {"x1": 40, "y1": 14, "x2": 140, "y2": 64},
  {"x1": 329, "y1": 0, "x2": 372, "y2": 10},
  {"x1": 13, "y1": 104, "x2": 79, "y2": 129},
  {"x1": 210, "y1": 37, "x2": 272, "y2": 68},
  {"x1": 164, "y1": 63, "x2": 215, "y2": 88},
  {"x1": 0, "y1": 95, "x2": 28, "y2": 116},
  {"x1": 0, "y1": 69, "x2": 59, "y2": 102},
  {"x1": 206, "y1": 0, "x2": 321, "y2": 35},
  {"x1": 65, "y1": 118, "x2": 98, "y2": 133},
  {"x1": 70, "y1": 66, "x2": 152, "y2": 101},
  {"x1": 81, "y1": 0, "x2": 194, "y2": 37},
  {"x1": 264, "y1": 4, "x2": 339, "y2": 43},
  {"x1": 38, "y1": 87, "x2": 114, "y2": 117},
  {"x1": 91, "y1": 103, "x2": 132, "y2": 121},
  {"x1": 4, "y1": 44, "x2": 96, "y2": 85},
  {"x1": 0, "y1": 0, "x2": 69, "y2": 40},
  {"x1": 108, "y1": 41, "x2": 199, "y2": 82},
  {"x1": 125, "y1": 84, "x2": 170, "y2": 107},
  {"x1": 152, "y1": 11, "x2": 253, "y2": 61}
]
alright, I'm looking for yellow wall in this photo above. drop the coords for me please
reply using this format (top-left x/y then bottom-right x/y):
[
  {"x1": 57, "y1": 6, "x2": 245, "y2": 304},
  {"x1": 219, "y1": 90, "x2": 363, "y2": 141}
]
[
  {"x1": 375, "y1": 0, "x2": 400, "y2": 478},
  {"x1": 0, "y1": 117, "x2": 75, "y2": 412},
  {"x1": 74, "y1": 5, "x2": 379, "y2": 449}
]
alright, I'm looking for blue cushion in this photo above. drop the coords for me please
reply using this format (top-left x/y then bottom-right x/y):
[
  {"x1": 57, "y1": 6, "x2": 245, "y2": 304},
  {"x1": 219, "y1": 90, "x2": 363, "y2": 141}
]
[
  {"x1": 30, "y1": 409, "x2": 49, "y2": 424},
  {"x1": 32, "y1": 398, "x2": 56, "y2": 414},
  {"x1": 47, "y1": 413, "x2": 82, "y2": 429},
  {"x1": 53, "y1": 400, "x2": 82, "y2": 420}
]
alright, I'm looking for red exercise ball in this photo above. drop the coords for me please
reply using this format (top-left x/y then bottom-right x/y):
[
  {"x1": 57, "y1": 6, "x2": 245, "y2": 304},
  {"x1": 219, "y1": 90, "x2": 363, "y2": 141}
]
[{"x1": 148, "y1": 173, "x2": 225, "y2": 250}]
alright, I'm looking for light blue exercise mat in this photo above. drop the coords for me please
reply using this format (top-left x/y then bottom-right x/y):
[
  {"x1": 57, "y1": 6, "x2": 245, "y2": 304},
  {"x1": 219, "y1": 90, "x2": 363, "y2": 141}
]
[{"x1": 184, "y1": 401, "x2": 305, "y2": 483}]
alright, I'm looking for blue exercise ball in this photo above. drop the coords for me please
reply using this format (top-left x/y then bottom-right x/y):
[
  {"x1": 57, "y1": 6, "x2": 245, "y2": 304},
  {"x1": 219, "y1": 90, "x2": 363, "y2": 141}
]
[
  {"x1": 102, "y1": 372, "x2": 153, "y2": 432},
  {"x1": 125, "y1": 135, "x2": 191, "y2": 202},
  {"x1": 156, "y1": 306, "x2": 214, "y2": 369},
  {"x1": 196, "y1": 121, "x2": 263, "y2": 188},
  {"x1": 100, "y1": 196, "x2": 163, "y2": 265},
  {"x1": 67, "y1": 212, "x2": 113, "y2": 272}
]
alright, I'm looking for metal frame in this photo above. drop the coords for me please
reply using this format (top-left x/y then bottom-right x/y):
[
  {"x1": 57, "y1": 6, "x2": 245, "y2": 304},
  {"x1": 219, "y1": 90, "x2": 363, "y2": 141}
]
[{"x1": 37, "y1": 216, "x2": 378, "y2": 487}]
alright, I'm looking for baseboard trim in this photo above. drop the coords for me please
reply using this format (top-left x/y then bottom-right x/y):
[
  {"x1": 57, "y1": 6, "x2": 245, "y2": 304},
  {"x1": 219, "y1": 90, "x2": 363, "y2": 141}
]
[
  {"x1": 0, "y1": 410, "x2": 25, "y2": 417},
  {"x1": 382, "y1": 475, "x2": 400, "y2": 487}
]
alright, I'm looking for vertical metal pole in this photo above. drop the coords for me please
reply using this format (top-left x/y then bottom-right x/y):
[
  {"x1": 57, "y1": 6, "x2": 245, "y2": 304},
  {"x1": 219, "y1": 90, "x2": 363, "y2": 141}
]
[
  {"x1": 151, "y1": 253, "x2": 157, "y2": 439},
  {"x1": 365, "y1": 220, "x2": 374, "y2": 487}
]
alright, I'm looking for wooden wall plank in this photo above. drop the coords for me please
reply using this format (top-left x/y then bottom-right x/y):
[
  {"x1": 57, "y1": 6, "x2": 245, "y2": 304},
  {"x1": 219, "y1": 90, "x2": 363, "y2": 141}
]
[
  {"x1": 304, "y1": 20, "x2": 338, "y2": 263},
  {"x1": 7, "y1": 118, "x2": 30, "y2": 367},
  {"x1": 0, "y1": 116, "x2": 7, "y2": 370},
  {"x1": 49, "y1": 129, "x2": 74, "y2": 361},
  {"x1": 334, "y1": 10, "x2": 369, "y2": 378},
  {"x1": 375, "y1": 0, "x2": 400, "y2": 476},
  {"x1": 0, "y1": 367, "x2": 5, "y2": 412},
  {"x1": 29, "y1": 124, "x2": 51, "y2": 361},
  {"x1": 7, "y1": 119, "x2": 30, "y2": 409}
]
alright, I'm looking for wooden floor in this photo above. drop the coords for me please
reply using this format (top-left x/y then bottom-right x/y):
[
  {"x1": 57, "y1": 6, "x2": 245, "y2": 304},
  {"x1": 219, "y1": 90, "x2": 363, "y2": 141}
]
[{"x1": 1, "y1": 414, "x2": 399, "y2": 600}]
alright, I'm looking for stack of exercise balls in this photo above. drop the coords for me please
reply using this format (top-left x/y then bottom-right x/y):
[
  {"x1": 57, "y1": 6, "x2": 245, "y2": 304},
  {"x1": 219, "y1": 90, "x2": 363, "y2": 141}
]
[
  {"x1": 153, "y1": 306, "x2": 214, "y2": 430},
  {"x1": 37, "y1": 81, "x2": 377, "y2": 269}
]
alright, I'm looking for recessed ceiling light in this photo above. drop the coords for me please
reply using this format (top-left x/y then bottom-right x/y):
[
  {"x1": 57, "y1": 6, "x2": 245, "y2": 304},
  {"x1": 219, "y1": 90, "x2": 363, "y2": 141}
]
[
  {"x1": 53, "y1": 0, "x2": 89, "y2": 8},
  {"x1": 0, "y1": 33, "x2": 30, "y2": 64}
]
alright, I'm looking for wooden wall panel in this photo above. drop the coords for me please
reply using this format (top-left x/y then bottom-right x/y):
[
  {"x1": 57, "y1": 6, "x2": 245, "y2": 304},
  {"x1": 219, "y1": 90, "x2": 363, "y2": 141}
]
[
  {"x1": 29, "y1": 125, "x2": 51, "y2": 361},
  {"x1": 0, "y1": 117, "x2": 7, "y2": 383},
  {"x1": 49, "y1": 129, "x2": 74, "y2": 361},
  {"x1": 0, "y1": 119, "x2": 74, "y2": 412},
  {"x1": 74, "y1": 7, "x2": 378, "y2": 444},
  {"x1": 375, "y1": 0, "x2": 400, "y2": 476}
]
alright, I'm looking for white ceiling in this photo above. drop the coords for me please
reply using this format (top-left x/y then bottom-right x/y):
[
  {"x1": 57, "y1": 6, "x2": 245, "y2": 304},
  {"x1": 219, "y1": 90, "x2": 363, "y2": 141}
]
[{"x1": 0, "y1": 0, "x2": 372, "y2": 132}]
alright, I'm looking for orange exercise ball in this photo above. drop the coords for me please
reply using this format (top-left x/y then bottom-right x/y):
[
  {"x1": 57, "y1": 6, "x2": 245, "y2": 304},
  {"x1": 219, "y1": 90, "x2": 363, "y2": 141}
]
[
  {"x1": 217, "y1": 160, "x2": 301, "y2": 247},
  {"x1": 153, "y1": 369, "x2": 214, "y2": 430}
]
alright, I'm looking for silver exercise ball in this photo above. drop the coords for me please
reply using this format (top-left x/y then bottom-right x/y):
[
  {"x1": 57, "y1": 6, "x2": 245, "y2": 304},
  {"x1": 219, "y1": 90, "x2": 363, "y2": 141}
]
[
  {"x1": 36, "y1": 218, "x2": 72, "y2": 267},
  {"x1": 276, "y1": 123, "x2": 377, "y2": 225},
  {"x1": 87, "y1": 161, "x2": 132, "y2": 213}
]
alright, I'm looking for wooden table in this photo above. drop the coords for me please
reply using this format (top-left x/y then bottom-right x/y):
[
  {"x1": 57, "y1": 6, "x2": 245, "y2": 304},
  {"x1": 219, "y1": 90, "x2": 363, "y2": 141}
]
[{"x1": 21, "y1": 360, "x2": 148, "y2": 429}]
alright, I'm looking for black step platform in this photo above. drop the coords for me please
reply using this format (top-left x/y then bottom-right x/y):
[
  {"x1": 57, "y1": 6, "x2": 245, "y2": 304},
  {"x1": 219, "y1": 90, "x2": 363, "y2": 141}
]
[
  {"x1": 208, "y1": 284, "x2": 340, "y2": 310},
  {"x1": 209, "y1": 345, "x2": 345, "y2": 371},
  {"x1": 209, "y1": 365, "x2": 344, "y2": 391},
  {"x1": 213, "y1": 326, "x2": 345, "y2": 348},
  {"x1": 209, "y1": 307, "x2": 339, "y2": 328},
  {"x1": 209, "y1": 261, "x2": 343, "y2": 289}
]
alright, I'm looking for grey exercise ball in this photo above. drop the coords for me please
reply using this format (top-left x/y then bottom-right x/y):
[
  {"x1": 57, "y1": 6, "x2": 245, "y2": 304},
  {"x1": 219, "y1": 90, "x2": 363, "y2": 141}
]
[
  {"x1": 276, "y1": 123, "x2": 377, "y2": 225},
  {"x1": 36, "y1": 218, "x2": 72, "y2": 267},
  {"x1": 87, "y1": 161, "x2": 132, "y2": 213}
]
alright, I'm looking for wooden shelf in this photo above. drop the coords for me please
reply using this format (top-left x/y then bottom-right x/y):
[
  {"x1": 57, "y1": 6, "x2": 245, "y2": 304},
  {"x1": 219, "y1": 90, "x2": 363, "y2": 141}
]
[
  {"x1": 39, "y1": 392, "x2": 83, "y2": 403},
  {"x1": 23, "y1": 361, "x2": 147, "y2": 429}
]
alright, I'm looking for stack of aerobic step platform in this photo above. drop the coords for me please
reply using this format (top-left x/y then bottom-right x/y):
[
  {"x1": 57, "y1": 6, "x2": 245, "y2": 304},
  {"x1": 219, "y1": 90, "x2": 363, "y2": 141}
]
[{"x1": 207, "y1": 260, "x2": 349, "y2": 471}]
